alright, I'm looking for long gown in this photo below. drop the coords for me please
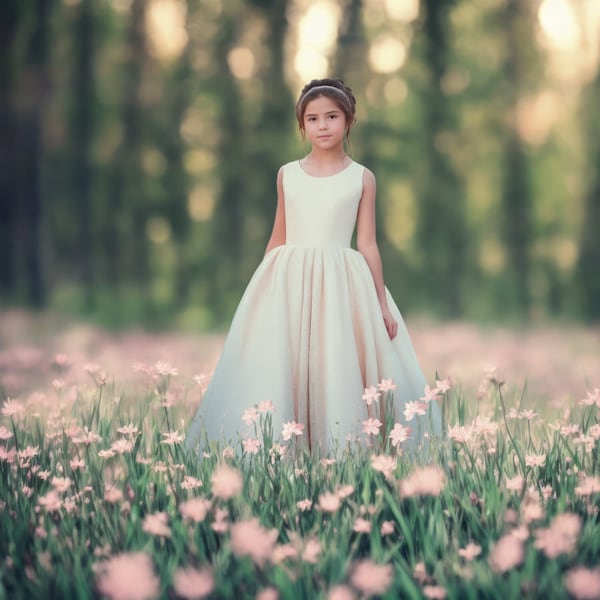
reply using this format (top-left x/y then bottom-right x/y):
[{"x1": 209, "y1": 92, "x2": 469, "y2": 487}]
[{"x1": 185, "y1": 160, "x2": 441, "y2": 456}]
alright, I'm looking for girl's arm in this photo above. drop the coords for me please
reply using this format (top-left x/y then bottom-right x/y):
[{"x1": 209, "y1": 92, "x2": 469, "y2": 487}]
[
  {"x1": 264, "y1": 166, "x2": 286, "y2": 255},
  {"x1": 356, "y1": 168, "x2": 398, "y2": 339}
]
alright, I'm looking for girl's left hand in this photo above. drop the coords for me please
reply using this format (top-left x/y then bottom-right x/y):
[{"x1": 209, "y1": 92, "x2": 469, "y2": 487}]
[{"x1": 381, "y1": 305, "x2": 398, "y2": 340}]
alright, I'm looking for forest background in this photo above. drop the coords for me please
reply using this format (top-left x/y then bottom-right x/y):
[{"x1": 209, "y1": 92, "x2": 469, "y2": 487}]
[{"x1": 1, "y1": 0, "x2": 600, "y2": 331}]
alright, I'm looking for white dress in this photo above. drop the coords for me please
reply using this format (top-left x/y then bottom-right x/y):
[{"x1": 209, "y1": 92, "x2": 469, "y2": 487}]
[{"x1": 186, "y1": 160, "x2": 441, "y2": 456}]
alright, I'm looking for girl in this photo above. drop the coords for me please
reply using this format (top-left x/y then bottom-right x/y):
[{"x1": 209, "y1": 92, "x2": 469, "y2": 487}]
[{"x1": 186, "y1": 78, "x2": 441, "y2": 456}]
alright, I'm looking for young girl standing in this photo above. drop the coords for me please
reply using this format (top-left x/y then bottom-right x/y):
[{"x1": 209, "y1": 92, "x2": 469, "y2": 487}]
[{"x1": 186, "y1": 78, "x2": 441, "y2": 456}]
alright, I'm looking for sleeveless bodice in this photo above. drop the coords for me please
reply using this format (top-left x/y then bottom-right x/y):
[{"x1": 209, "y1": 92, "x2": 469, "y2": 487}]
[{"x1": 282, "y1": 160, "x2": 365, "y2": 248}]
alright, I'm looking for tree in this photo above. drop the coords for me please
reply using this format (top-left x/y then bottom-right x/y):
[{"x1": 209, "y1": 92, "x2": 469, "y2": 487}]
[
  {"x1": 413, "y1": 0, "x2": 467, "y2": 317},
  {"x1": 0, "y1": 1, "x2": 22, "y2": 298},
  {"x1": 71, "y1": 0, "x2": 96, "y2": 309},
  {"x1": 576, "y1": 65, "x2": 600, "y2": 320},
  {"x1": 14, "y1": 0, "x2": 56, "y2": 307},
  {"x1": 497, "y1": 0, "x2": 539, "y2": 314}
]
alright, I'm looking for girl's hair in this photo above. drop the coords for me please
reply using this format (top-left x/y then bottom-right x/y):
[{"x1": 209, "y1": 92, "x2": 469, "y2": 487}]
[{"x1": 295, "y1": 78, "x2": 357, "y2": 141}]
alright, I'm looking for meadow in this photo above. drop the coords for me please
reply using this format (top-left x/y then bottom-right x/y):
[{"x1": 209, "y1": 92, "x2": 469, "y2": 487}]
[{"x1": 0, "y1": 311, "x2": 599, "y2": 599}]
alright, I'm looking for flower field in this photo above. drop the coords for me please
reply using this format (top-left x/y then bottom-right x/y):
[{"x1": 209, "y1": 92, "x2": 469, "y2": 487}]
[{"x1": 0, "y1": 312, "x2": 599, "y2": 599}]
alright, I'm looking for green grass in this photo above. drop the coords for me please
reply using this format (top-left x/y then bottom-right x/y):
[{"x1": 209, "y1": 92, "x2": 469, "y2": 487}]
[{"x1": 0, "y1": 368, "x2": 598, "y2": 600}]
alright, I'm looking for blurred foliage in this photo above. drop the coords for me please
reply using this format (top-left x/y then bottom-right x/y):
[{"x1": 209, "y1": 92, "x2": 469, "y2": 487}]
[{"x1": 1, "y1": 0, "x2": 599, "y2": 328}]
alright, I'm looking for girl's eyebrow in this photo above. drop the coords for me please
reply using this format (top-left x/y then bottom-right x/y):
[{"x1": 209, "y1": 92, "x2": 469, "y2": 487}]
[{"x1": 304, "y1": 110, "x2": 341, "y2": 117}]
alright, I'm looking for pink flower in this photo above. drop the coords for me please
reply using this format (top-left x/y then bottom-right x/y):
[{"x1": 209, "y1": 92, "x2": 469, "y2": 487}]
[
  {"x1": 380, "y1": 521, "x2": 395, "y2": 536},
  {"x1": 0, "y1": 426, "x2": 13, "y2": 440},
  {"x1": 403, "y1": 401, "x2": 428, "y2": 422},
  {"x1": 505, "y1": 475, "x2": 525, "y2": 493},
  {"x1": 172, "y1": 566, "x2": 214, "y2": 599},
  {"x1": 95, "y1": 552, "x2": 159, "y2": 600},
  {"x1": 258, "y1": 400, "x2": 274, "y2": 413},
  {"x1": 111, "y1": 439, "x2": 134, "y2": 454},
  {"x1": 378, "y1": 378, "x2": 397, "y2": 393},
  {"x1": 579, "y1": 388, "x2": 600, "y2": 407},
  {"x1": 142, "y1": 512, "x2": 171, "y2": 538},
  {"x1": 1, "y1": 398, "x2": 25, "y2": 418},
  {"x1": 116, "y1": 424, "x2": 139, "y2": 436},
  {"x1": 192, "y1": 373, "x2": 207, "y2": 386},
  {"x1": 19, "y1": 445, "x2": 39, "y2": 459},
  {"x1": 575, "y1": 475, "x2": 600, "y2": 496},
  {"x1": 70, "y1": 458, "x2": 85, "y2": 470},
  {"x1": 72, "y1": 427, "x2": 102, "y2": 445},
  {"x1": 399, "y1": 465, "x2": 446, "y2": 498},
  {"x1": 104, "y1": 486, "x2": 124, "y2": 504},
  {"x1": 296, "y1": 499, "x2": 313, "y2": 511},
  {"x1": 51, "y1": 476, "x2": 72, "y2": 493},
  {"x1": 362, "y1": 385, "x2": 381, "y2": 406},
  {"x1": 518, "y1": 409, "x2": 538, "y2": 421},
  {"x1": 447, "y1": 424, "x2": 472, "y2": 444},
  {"x1": 336, "y1": 484, "x2": 355, "y2": 499},
  {"x1": 271, "y1": 543, "x2": 298, "y2": 564},
  {"x1": 349, "y1": 559, "x2": 393, "y2": 596},
  {"x1": 317, "y1": 492, "x2": 341, "y2": 513},
  {"x1": 370, "y1": 454, "x2": 397, "y2": 479},
  {"x1": 229, "y1": 518, "x2": 278, "y2": 567},
  {"x1": 389, "y1": 423, "x2": 411, "y2": 447},
  {"x1": 53, "y1": 353, "x2": 70, "y2": 368},
  {"x1": 301, "y1": 538, "x2": 322, "y2": 563},
  {"x1": 488, "y1": 533, "x2": 525, "y2": 573},
  {"x1": 362, "y1": 418, "x2": 382, "y2": 436},
  {"x1": 256, "y1": 587, "x2": 279, "y2": 600},
  {"x1": 242, "y1": 408, "x2": 259, "y2": 426},
  {"x1": 161, "y1": 431, "x2": 185, "y2": 445},
  {"x1": 327, "y1": 585, "x2": 356, "y2": 600},
  {"x1": 210, "y1": 465, "x2": 243, "y2": 499},
  {"x1": 458, "y1": 542, "x2": 482, "y2": 561},
  {"x1": 180, "y1": 476, "x2": 203, "y2": 490},
  {"x1": 281, "y1": 421, "x2": 304, "y2": 441},
  {"x1": 179, "y1": 498, "x2": 212, "y2": 523},
  {"x1": 534, "y1": 512, "x2": 581, "y2": 558},
  {"x1": 38, "y1": 490, "x2": 62, "y2": 512},
  {"x1": 154, "y1": 361, "x2": 178, "y2": 376},
  {"x1": 353, "y1": 518, "x2": 371, "y2": 534},
  {"x1": 84, "y1": 362, "x2": 101, "y2": 375},
  {"x1": 525, "y1": 453, "x2": 546, "y2": 468},
  {"x1": 564, "y1": 566, "x2": 600, "y2": 600},
  {"x1": 435, "y1": 377, "x2": 452, "y2": 393},
  {"x1": 242, "y1": 437, "x2": 262, "y2": 454},
  {"x1": 420, "y1": 384, "x2": 438, "y2": 403},
  {"x1": 423, "y1": 586, "x2": 447, "y2": 599}
]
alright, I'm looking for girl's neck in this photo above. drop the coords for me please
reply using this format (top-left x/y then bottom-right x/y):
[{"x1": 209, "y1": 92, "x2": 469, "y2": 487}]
[{"x1": 304, "y1": 149, "x2": 348, "y2": 167}]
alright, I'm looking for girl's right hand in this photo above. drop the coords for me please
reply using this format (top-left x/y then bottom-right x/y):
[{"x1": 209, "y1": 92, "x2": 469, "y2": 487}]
[{"x1": 381, "y1": 305, "x2": 398, "y2": 340}]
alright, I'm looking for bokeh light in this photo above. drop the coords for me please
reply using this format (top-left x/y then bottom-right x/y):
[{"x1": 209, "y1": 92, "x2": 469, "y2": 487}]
[{"x1": 146, "y1": 0, "x2": 188, "y2": 61}]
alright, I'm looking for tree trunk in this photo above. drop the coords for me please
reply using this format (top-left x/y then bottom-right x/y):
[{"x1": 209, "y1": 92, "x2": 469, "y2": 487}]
[
  {"x1": 0, "y1": 1, "x2": 21, "y2": 298},
  {"x1": 72, "y1": 0, "x2": 96, "y2": 310},
  {"x1": 415, "y1": 0, "x2": 467, "y2": 317},
  {"x1": 498, "y1": 0, "x2": 537, "y2": 313},
  {"x1": 17, "y1": 0, "x2": 55, "y2": 307},
  {"x1": 576, "y1": 67, "x2": 600, "y2": 320}
]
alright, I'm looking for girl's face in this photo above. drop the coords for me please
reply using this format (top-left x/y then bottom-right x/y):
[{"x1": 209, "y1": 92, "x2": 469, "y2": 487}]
[{"x1": 302, "y1": 95, "x2": 348, "y2": 151}]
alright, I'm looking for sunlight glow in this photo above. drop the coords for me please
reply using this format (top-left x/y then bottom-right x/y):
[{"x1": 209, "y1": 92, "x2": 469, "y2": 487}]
[
  {"x1": 146, "y1": 0, "x2": 188, "y2": 61},
  {"x1": 384, "y1": 77, "x2": 408, "y2": 105},
  {"x1": 294, "y1": 1, "x2": 340, "y2": 81},
  {"x1": 369, "y1": 34, "x2": 406, "y2": 74},
  {"x1": 538, "y1": 0, "x2": 579, "y2": 49},
  {"x1": 227, "y1": 47, "x2": 256, "y2": 80},
  {"x1": 147, "y1": 217, "x2": 171, "y2": 244},
  {"x1": 384, "y1": 0, "x2": 419, "y2": 23},
  {"x1": 188, "y1": 186, "x2": 215, "y2": 222},
  {"x1": 516, "y1": 92, "x2": 559, "y2": 146}
]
